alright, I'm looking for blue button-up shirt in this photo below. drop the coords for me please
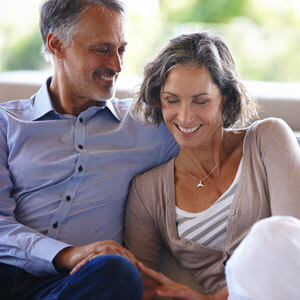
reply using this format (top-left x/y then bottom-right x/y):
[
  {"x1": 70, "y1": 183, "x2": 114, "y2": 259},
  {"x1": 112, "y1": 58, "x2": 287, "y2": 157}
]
[{"x1": 0, "y1": 78, "x2": 179, "y2": 276}]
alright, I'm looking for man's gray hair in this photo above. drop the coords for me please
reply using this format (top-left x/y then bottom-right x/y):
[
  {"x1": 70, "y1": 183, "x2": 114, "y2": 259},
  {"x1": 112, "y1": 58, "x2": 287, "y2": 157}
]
[{"x1": 39, "y1": 0, "x2": 126, "y2": 61}]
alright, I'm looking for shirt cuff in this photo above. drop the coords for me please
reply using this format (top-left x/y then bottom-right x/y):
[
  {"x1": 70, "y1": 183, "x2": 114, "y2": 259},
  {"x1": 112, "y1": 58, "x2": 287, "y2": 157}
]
[{"x1": 28, "y1": 236, "x2": 71, "y2": 276}]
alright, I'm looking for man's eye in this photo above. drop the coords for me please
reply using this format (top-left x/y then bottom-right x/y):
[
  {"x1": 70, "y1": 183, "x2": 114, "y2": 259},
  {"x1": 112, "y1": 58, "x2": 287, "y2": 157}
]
[
  {"x1": 96, "y1": 49, "x2": 108, "y2": 53},
  {"x1": 118, "y1": 48, "x2": 126, "y2": 55}
]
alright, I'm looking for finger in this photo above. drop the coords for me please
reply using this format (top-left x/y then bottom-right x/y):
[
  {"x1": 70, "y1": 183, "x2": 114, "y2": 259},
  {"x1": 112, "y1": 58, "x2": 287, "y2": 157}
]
[
  {"x1": 94, "y1": 241, "x2": 137, "y2": 264},
  {"x1": 142, "y1": 287, "x2": 160, "y2": 300},
  {"x1": 70, "y1": 253, "x2": 96, "y2": 274},
  {"x1": 142, "y1": 275, "x2": 161, "y2": 288},
  {"x1": 156, "y1": 286, "x2": 203, "y2": 300},
  {"x1": 137, "y1": 261, "x2": 171, "y2": 284}
]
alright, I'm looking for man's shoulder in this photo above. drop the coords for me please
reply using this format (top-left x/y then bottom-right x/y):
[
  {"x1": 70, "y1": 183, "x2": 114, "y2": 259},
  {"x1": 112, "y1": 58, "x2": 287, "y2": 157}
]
[{"x1": 0, "y1": 98, "x2": 34, "y2": 119}]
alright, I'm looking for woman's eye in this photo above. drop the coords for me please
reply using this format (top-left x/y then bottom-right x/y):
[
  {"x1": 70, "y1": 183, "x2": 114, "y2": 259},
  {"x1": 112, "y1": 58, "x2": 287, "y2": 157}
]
[
  {"x1": 194, "y1": 100, "x2": 208, "y2": 105},
  {"x1": 164, "y1": 98, "x2": 179, "y2": 104}
]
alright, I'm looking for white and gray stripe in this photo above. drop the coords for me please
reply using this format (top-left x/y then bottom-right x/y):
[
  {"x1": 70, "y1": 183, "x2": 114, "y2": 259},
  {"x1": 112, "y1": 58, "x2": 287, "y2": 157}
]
[{"x1": 176, "y1": 158, "x2": 242, "y2": 249}]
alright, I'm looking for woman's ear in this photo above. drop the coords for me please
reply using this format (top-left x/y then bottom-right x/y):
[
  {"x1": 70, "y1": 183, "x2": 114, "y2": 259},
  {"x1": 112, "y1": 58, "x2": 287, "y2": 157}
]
[{"x1": 47, "y1": 32, "x2": 64, "y2": 58}]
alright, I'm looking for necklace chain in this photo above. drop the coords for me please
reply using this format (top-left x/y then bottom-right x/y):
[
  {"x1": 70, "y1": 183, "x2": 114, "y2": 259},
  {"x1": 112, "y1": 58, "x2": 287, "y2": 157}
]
[
  {"x1": 178, "y1": 161, "x2": 220, "y2": 188},
  {"x1": 177, "y1": 133, "x2": 226, "y2": 188}
]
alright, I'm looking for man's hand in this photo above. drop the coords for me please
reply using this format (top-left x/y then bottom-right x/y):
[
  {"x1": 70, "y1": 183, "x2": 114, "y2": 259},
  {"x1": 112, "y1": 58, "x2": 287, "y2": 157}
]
[{"x1": 53, "y1": 240, "x2": 137, "y2": 274}]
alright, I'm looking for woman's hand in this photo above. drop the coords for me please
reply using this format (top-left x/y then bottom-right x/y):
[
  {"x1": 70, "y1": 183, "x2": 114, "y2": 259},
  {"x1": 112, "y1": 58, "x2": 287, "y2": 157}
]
[{"x1": 137, "y1": 261, "x2": 227, "y2": 300}]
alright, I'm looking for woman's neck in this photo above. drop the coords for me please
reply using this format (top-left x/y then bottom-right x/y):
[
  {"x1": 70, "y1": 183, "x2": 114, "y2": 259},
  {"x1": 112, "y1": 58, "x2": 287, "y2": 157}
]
[{"x1": 175, "y1": 130, "x2": 227, "y2": 174}]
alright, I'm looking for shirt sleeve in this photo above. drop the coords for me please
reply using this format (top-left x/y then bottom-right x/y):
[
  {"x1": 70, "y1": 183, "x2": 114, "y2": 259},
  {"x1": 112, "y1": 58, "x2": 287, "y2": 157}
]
[
  {"x1": 124, "y1": 175, "x2": 163, "y2": 270},
  {"x1": 159, "y1": 123, "x2": 179, "y2": 164},
  {"x1": 0, "y1": 119, "x2": 70, "y2": 276},
  {"x1": 256, "y1": 118, "x2": 300, "y2": 217}
]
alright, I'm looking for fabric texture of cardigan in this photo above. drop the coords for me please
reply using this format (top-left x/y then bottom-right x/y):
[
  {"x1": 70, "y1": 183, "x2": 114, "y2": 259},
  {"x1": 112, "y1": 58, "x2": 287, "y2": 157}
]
[{"x1": 124, "y1": 118, "x2": 300, "y2": 295}]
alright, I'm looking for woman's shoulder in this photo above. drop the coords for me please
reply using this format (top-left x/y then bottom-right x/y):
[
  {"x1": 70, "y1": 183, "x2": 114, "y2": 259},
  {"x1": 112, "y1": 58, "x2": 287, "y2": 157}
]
[
  {"x1": 129, "y1": 158, "x2": 175, "y2": 212},
  {"x1": 244, "y1": 117, "x2": 297, "y2": 154},
  {"x1": 133, "y1": 158, "x2": 175, "y2": 188},
  {"x1": 248, "y1": 117, "x2": 290, "y2": 134}
]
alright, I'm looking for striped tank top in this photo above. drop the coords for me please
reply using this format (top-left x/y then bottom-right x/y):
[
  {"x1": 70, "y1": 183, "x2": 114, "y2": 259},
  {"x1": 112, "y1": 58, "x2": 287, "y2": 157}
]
[{"x1": 176, "y1": 158, "x2": 243, "y2": 249}]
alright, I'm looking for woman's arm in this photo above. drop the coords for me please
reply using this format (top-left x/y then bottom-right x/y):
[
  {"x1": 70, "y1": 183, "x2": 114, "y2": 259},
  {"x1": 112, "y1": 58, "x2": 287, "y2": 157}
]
[
  {"x1": 124, "y1": 175, "x2": 164, "y2": 270},
  {"x1": 258, "y1": 118, "x2": 300, "y2": 217}
]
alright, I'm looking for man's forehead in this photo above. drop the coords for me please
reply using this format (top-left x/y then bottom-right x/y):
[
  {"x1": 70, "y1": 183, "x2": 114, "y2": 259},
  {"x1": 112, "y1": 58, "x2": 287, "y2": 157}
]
[{"x1": 75, "y1": 6, "x2": 128, "y2": 43}]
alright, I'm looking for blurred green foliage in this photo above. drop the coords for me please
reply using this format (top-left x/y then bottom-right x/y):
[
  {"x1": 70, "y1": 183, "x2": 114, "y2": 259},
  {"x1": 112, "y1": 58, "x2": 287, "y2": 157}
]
[
  {"x1": 144, "y1": 0, "x2": 300, "y2": 82},
  {"x1": 160, "y1": 0, "x2": 248, "y2": 24},
  {"x1": 1, "y1": 27, "x2": 48, "y2": 71},
  {"x1": 0, "y1": 0, "x2": 300, "y2": 82}
]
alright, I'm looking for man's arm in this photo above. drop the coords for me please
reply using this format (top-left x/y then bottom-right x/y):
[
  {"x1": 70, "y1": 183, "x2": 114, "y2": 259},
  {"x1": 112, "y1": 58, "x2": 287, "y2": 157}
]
[{"x1": 0, "y1": 120, "x2": 71, "y2": 275}]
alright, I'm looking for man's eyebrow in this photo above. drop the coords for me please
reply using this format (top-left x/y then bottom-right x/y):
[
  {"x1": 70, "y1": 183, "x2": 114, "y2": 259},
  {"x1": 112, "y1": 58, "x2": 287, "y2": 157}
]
[{"x1": 89, "y1": 42, "x2": 128, "y2": 48}]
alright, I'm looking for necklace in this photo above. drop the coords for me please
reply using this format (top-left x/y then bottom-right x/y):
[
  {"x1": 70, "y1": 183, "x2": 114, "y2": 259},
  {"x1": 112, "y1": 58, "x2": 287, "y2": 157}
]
[
  {"x1": 177, "y1": 161, "x2": 220, "y2": 188},
  {"x1": 177, "y1": 133, "x2": 227, "y2": 188}
]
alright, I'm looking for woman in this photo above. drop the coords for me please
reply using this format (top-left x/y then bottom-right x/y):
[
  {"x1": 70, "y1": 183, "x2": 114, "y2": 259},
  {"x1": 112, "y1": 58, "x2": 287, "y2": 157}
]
[{"x1": 124, "y1": 31, "x2": 300, "y2": 299}]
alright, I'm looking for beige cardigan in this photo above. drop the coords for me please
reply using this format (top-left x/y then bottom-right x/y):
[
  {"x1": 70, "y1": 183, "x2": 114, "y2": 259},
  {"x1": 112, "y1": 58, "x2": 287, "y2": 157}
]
[{"x1": 125, "y1": 118, "x2": 300, "y2": 295}]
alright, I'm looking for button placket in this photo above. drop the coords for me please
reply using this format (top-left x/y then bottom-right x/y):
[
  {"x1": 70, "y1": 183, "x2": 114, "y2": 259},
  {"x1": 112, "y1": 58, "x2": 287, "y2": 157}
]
[
  {"x1": 75, "y1": 114, "x2": 88, "y2": 177},
  {"x1": 46, "y1": 115, "x2": 90, "y2": 240},
  {"x1": 53, "y1": 222, "x2": 58, "y2": 229}
]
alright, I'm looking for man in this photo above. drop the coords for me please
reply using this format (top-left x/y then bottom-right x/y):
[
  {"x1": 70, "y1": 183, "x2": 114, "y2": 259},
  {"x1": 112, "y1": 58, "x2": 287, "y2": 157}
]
[{"x1": 0, "y1": 0, "x2": 178, "y2": 299}]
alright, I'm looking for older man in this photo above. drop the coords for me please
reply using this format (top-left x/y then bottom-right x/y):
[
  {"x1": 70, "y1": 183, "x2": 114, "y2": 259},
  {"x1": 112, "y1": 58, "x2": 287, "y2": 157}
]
[{"x1": 0, "y1": 0, "x2": 178, "y2": 299}]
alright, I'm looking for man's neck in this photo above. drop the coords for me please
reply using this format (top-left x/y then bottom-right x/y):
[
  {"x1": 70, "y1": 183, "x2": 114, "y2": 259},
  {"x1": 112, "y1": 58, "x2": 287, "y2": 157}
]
[{"x1": 48, "y1": 76, "x2": 106, "y2": 116}]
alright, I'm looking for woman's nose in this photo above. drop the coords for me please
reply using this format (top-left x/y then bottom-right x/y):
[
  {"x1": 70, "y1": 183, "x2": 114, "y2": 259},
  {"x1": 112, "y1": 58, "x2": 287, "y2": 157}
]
[{"x1": 177, "y1": 104, "x2": 194, "y2": 125}]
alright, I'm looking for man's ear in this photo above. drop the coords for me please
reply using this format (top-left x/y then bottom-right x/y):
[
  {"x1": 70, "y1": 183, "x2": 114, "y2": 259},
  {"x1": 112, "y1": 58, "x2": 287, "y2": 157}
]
[{"x1": 47, "y1": 32, "x2": 65, "y2": 58}]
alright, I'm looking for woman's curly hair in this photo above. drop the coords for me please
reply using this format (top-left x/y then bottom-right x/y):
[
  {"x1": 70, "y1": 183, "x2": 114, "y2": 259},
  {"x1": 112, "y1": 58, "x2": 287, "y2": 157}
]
[{"x1": 132, "y1": 31, "x2": 257, "y2": 128}]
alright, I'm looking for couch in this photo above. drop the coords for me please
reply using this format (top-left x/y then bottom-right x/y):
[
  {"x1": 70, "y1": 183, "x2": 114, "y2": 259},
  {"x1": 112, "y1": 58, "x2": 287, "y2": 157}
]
[
  {"x1": 1, "y1": 71, "x2": 300, "y2": 134},
  {"x1": 1, "y1": 72, "x2": 300, "y2": 298}
]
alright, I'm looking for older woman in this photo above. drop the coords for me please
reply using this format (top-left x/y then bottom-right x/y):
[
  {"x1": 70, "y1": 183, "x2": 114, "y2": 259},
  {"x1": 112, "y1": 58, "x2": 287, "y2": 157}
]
[{"x1": 125, "y1": 31, "x2": 300, "y2": 299}]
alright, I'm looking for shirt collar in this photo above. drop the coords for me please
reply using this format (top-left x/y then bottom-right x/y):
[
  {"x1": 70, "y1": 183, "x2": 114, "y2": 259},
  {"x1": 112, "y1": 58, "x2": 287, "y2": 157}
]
[
  {"x1": 31, "y1": 77, "x2": 56, "y2": 121},
  {"x1": 106, "y1": 97, "x2": 132, "y2": 122},
  {"x1": 32, "y1": 77, "x2": 129, "y2": 122}
]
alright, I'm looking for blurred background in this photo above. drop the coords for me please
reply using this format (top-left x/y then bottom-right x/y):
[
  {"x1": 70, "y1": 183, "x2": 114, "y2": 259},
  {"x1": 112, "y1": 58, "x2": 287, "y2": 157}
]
[
  {"x1": 1, "y1": 0, "x2": 300, "y2": 82},
  {"x1": 1, "y1": 0, "x2": 300, "y2": 132}
]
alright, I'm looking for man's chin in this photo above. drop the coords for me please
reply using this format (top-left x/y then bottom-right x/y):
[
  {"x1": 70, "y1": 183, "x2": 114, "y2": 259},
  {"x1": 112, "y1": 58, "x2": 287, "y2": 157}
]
[{"x1": 93, "y1": 88, "x2": 116, "y2": 102}]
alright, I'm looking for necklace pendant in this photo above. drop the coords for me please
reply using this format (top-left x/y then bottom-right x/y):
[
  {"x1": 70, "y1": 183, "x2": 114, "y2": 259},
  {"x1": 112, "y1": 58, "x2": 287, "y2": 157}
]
[{"x1": 197, "y1": 181, "x2": 204, "y2": 188}]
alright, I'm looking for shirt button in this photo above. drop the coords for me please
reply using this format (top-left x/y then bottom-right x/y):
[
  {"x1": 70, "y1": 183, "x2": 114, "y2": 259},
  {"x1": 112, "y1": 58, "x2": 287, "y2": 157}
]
[
  {"x1": 78, "y1": 165, "x2": 83, "y2": 172},
  {"x1": 230, "y1": 210, "x2": 235, "y2": 216},
  {"x1": 66, "y1": 195, "x2": 71, "y2": 201},
  {"x1": 79, "y1": 117, "x2": 83, "y2": 123},
  {"x1": 78, "y1": 144, "x2": 84, "y2": 150},
  {"x1": 53, "y1": 222, "x2": 58, "y2": 229}
]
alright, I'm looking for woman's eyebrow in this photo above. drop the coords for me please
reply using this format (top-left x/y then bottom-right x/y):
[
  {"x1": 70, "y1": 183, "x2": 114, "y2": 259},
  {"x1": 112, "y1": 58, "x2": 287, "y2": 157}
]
[
  {"x1": 192, "y1": 92, "x2": 210, "y2": 99},
  {"x1": 161, "y1": 91, "x2": 179, "y2": 97}
]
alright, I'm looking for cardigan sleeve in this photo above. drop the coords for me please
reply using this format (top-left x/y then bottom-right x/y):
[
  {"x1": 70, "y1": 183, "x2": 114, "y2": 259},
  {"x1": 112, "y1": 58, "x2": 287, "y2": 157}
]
[
  {"x1": 256, "y1": 118, "x2": 300, "y2": 218},
  {"x1": 124, "y1": 175, "x2": 163, "y2": 270}
]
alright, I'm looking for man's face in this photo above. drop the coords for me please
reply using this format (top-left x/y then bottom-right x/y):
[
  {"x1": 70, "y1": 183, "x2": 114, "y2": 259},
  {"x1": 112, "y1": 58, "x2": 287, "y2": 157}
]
[{"x1": 62, "y1": 6, "x2": 127, "y2": 102}]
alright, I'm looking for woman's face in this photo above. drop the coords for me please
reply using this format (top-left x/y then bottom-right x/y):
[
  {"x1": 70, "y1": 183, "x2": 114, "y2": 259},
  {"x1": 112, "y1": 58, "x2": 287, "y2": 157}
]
[{"x1": 161, "y1": 64, "x2": 224, "y2": 149}]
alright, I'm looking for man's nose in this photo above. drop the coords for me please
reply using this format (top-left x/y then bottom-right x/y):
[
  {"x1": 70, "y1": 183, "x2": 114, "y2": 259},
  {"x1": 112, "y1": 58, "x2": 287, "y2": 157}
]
[{"x1": 107, "y1": 51, "x2": 122, "y2": 73}]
